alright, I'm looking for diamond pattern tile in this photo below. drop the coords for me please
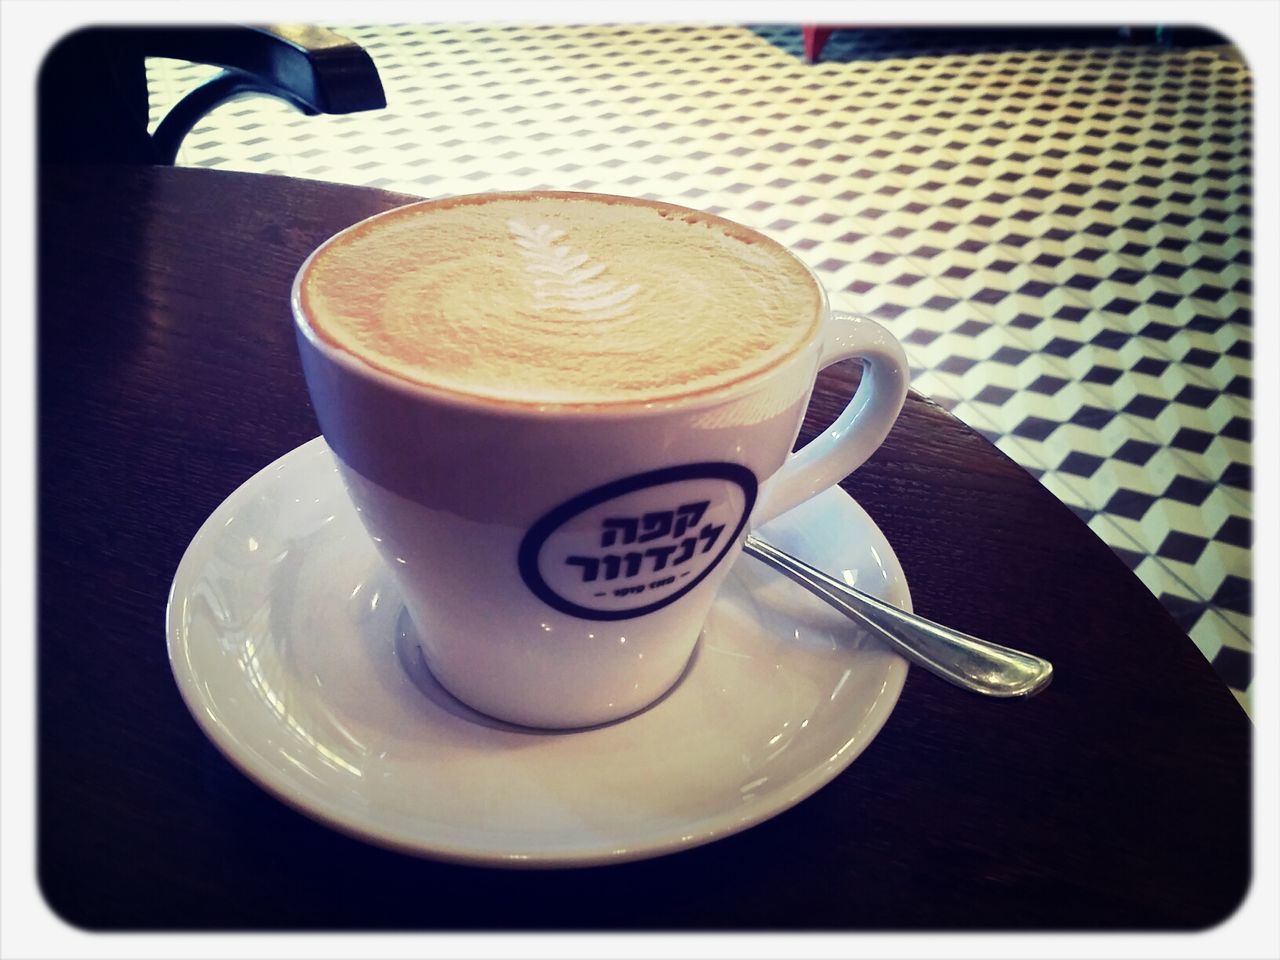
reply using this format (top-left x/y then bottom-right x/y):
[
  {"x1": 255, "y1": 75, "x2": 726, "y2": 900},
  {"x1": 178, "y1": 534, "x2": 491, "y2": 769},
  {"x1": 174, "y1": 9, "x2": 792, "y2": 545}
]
[{"x1": 147, "y1": 25, "x2": 1253, "y2": 714}]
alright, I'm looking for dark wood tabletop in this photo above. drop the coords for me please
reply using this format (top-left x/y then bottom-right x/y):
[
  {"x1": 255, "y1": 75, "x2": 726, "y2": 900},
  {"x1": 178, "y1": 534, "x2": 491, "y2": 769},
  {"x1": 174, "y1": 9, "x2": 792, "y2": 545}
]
[{"x1": 37, "y1": 165, "x2": 1250, "y2": 931}]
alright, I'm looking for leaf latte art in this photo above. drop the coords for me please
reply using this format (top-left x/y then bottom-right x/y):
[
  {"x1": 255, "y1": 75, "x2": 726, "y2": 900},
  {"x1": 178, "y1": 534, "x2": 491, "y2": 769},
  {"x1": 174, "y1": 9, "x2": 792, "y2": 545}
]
[{"x1": 507, "y1": 219, "x2": 641, "y2": 321}]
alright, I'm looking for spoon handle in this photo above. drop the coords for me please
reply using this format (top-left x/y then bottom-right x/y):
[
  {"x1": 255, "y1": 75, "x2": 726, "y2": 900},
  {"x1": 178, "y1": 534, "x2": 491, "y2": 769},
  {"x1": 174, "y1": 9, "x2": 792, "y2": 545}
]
[{"x1": 742, "y1": 535, "x2": 1053, "y2": 698}]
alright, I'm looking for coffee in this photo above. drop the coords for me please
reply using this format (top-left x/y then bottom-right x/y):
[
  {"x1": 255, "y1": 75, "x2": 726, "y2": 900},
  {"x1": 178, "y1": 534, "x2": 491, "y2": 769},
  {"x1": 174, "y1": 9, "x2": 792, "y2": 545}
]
[
  {"x1": 293, "y1": 190, "x2": 909, "y2": 727},
  {"x1": 299, "y1": 192, "x2": 822, "y2": 407}
]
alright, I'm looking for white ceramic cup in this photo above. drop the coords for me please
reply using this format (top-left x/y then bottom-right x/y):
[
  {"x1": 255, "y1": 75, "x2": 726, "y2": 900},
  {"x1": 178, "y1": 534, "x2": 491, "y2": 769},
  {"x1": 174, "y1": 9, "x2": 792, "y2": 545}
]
[{"x1": 292, "y1": 197, "x2": 909, "y2": 729}]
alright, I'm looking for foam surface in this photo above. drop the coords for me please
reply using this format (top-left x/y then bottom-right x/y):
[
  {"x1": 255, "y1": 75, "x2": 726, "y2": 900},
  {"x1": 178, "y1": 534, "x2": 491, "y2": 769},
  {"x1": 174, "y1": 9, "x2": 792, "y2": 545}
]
[{"x1": 300, "y1": 193, "x2": 821, "y2": 405}]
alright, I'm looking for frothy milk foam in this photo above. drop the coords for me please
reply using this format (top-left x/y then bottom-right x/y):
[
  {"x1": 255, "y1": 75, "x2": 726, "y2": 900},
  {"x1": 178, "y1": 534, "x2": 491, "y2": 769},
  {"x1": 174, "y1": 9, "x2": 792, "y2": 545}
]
[{"x1": 300, "y1": 192, "x2": 822, "y2": 406}]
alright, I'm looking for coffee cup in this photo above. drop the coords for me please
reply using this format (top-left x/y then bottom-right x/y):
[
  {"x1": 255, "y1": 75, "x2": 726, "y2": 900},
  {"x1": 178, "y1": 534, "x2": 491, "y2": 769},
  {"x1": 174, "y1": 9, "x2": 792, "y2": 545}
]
[{"x1": 292, "y1": 191, "x2": 908, "y2": 728}]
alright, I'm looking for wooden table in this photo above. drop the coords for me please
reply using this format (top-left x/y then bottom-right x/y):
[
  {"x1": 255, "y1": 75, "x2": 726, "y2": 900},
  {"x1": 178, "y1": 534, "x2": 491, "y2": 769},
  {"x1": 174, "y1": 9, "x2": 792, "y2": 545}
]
[{"x1": 37, "y1": 165, "x2": 1250, "y2": 930}]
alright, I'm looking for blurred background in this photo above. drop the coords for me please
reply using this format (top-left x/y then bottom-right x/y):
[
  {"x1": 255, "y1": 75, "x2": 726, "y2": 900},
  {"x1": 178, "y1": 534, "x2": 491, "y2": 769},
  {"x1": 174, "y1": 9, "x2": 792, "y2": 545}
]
[{"x1": 144, "y1": 22, "x2": 1253, "y2": 714}]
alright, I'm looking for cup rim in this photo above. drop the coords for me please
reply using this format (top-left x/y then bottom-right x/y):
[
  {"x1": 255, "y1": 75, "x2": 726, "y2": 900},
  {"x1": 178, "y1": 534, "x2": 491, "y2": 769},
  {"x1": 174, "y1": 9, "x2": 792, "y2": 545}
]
[{"x1": 290, "y1": 190, "x2": 831, "y2": 421}]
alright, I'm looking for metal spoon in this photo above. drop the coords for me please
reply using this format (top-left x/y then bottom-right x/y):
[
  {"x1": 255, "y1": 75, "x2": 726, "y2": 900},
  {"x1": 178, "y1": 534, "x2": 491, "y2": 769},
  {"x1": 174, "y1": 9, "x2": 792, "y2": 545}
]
[{"x1": 742, "y1": 535, "x2": 1054, "y2": 698}]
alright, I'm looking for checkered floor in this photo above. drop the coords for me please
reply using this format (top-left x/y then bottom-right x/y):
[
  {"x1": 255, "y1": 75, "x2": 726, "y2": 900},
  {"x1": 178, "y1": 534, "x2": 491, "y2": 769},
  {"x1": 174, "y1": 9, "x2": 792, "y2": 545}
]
[{"x1": 146, "y1": 24, "x2": 1254, "y2": 716}]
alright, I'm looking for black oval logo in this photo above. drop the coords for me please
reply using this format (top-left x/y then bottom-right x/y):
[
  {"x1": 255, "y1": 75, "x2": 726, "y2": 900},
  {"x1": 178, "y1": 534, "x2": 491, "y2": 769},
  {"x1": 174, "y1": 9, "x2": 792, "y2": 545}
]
[{"x1": 517, "y1": 463, "x2": 758, "y2": 622}]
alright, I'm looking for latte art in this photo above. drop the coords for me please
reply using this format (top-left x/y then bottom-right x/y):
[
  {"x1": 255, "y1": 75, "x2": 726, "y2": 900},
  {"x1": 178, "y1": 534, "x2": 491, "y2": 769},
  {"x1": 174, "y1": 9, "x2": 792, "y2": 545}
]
[
  {"x1": 299, "y1": 192, "x2": 821, "y2": 406},
  {"x1": 508, "y1": 219, "x2": 641, "y2": 321}
]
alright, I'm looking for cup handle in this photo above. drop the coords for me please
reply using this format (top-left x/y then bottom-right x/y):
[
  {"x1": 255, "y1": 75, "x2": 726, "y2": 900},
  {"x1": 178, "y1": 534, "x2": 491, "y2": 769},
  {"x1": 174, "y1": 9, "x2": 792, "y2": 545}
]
[{"x1": 751, "y1": 310, "x2": 910, "y2": 527}]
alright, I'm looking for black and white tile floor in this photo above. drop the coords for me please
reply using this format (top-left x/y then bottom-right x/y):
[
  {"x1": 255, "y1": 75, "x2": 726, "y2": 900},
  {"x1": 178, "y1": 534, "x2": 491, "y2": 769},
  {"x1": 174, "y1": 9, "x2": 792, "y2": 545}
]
[{"x1": 147, "y1": 24, "x2": 1254, "y2": 715}]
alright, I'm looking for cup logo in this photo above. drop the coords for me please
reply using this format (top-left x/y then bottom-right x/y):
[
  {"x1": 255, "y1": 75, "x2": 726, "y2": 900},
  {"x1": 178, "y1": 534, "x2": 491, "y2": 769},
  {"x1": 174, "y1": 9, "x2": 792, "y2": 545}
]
[{"x1": 518, "y1": 464, "x2": 758, "y2": 621}]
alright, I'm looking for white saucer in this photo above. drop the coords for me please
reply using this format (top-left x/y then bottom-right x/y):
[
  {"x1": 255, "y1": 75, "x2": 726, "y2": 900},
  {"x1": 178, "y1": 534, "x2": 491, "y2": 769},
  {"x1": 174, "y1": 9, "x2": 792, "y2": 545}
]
[{"x1": 167, "y1": 437, "x2": 909, "y2": 868}]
